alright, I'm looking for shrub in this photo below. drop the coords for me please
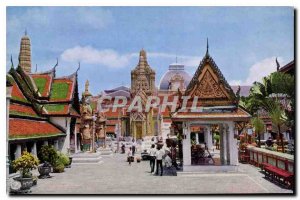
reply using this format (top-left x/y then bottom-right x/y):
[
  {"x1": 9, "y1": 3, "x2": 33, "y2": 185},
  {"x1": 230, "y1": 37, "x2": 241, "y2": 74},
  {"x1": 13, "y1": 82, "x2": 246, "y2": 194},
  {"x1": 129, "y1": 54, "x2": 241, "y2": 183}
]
[
  {"x1": 53, "y1": 163, "x2": 64, "y2": 173},
  {"x1": 57, "y1": 152, "x2": 70, "y2": 167},
  {"x1": 213, "y1": 134, "x2": 220, "y2": 142},
  {"x1": 38, "y1": 145, "x2": 58, "y2": 166},
  {"x1": 12, "y1": 151, "x2": 39, "y2": 178}
]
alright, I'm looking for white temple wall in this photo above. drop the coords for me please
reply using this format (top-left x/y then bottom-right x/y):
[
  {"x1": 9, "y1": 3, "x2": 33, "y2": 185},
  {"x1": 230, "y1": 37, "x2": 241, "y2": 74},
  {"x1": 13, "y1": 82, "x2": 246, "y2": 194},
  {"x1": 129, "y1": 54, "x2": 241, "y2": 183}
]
[{"x1": 50, "y1": 117, "x2": 71, "y2": 154}]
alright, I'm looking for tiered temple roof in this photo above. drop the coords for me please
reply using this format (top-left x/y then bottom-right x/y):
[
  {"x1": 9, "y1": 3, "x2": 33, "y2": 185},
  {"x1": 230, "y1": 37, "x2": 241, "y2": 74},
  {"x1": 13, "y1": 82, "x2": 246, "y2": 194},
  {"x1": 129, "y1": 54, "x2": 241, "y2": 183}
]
[
  {"x1": 7, "y1": 61, "x2": 80, "y2": 141},
  {"x1": 172, "y1": 50, "x2": 251, "y2": 122}
]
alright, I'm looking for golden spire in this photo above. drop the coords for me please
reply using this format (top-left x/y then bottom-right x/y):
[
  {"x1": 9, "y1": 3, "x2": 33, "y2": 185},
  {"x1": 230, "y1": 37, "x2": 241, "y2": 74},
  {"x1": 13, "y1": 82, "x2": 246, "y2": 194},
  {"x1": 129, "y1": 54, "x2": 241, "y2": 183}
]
[
  {"x1": 83, "y1": 79, "x2": 92, "y2": 97},
  {"x1": 18, "y1": 31, "x2": 31, "y2": 73},
  {"x1": 85, "y1": 80, "x2": 89, "y2": 93},
  {"x1": 138, "y1": 49, "x2": 147, "y2": 67}
]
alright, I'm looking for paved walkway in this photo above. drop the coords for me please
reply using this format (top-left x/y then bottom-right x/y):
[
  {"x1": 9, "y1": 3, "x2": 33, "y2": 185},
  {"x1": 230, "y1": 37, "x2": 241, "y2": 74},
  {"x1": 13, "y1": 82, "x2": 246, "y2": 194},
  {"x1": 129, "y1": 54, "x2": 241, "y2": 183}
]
[{"x1": 30, "y1": 153, "x2": 293, "y2": 194}]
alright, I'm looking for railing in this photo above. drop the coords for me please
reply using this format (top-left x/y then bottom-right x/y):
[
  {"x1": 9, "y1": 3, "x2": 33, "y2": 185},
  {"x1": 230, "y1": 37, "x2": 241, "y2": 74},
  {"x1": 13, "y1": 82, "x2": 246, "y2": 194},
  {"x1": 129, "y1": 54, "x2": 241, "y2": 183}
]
[{"x1": 247, "y1": 146, "x2": 294, "y2": 173}]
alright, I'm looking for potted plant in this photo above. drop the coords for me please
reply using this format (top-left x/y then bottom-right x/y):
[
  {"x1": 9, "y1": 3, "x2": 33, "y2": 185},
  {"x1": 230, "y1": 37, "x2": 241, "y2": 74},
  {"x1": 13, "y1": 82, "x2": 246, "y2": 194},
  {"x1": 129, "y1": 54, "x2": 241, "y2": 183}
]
[
  {"x1": 52, "y1": 153, "x2": 68, "y2": 173},
  {"x1": 57, "y1": 152, "x2": 70, "y2": 168},
  {"x1": 38, "y1": 145, "x2": 58, "y2": 178},
  {"x1": 12, "y1": 151, "x2": 39, "y2": 190}
]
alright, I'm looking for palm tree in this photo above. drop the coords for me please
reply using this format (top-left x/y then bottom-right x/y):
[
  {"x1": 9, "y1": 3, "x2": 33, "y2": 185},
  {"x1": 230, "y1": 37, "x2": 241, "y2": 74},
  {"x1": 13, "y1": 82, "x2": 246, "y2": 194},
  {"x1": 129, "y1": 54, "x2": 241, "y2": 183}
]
[
  {"x1": 263, "y1": 99, "x2": 288, "y2": 152},
  {"x1": 251, "y1": 116, "x2": 265, "y2": 148},
  {"x1": 248, "y1": 71, "x2": 294, "y2": 152}
]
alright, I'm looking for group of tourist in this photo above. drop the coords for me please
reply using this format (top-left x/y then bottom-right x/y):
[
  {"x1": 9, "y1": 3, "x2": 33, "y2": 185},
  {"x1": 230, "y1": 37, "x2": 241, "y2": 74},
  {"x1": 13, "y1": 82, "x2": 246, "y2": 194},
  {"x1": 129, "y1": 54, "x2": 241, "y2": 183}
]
[{"x1": 129, "y1": 137, "x2": 179, "y2": 177}]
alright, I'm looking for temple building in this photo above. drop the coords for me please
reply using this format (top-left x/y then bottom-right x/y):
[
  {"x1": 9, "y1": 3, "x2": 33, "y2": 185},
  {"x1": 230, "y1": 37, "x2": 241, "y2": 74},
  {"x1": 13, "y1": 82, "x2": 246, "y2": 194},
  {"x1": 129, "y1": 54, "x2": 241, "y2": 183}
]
[
  {"x1": 6, "y1": 33, "x2": 80, "y2": 168},
  {"x1": 89, "y1": 48, "x2": 252, "y2": 142},
  {"x1": 159, "y1": 62, "x2": 192, "y2": 92},
  {"x1": 170, "y1": 49, "x2": 251, "y2": 171}
]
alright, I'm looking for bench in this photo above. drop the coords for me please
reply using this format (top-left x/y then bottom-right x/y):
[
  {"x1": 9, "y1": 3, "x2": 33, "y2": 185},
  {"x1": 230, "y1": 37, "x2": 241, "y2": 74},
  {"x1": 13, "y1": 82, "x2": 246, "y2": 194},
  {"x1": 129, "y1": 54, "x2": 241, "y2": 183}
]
[{"x1": 261, "y1": 162, "x2": 294, "y2": 189}]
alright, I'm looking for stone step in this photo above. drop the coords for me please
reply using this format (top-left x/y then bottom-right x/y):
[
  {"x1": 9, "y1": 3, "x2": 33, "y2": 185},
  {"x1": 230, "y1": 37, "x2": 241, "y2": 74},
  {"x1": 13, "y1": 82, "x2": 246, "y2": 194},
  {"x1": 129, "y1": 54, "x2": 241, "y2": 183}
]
[
  {"x1": 97, "y1": 148, "x2": 113, "y2": 156},
  {"x1": 71, "y1": 152, "x2": 102, "y2": 164},
  {"x1": 72, "y1": 160, "x2": 103, "y2": 165},
  {"x1": 71, "y1": 152, "x2": 101, "y2": 158},
  {"x1": 72, "y1": 157, "x2": 102, "y2": 164}
]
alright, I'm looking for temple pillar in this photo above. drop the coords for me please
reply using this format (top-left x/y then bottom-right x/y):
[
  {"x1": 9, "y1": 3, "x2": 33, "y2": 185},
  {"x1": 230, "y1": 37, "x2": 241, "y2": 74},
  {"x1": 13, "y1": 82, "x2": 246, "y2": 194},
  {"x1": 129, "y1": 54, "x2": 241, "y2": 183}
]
[
  {"x1": 74, "y1": 123, "x2": 78, "y2": 153},
  {"x1": 195, "y1": 133, "x2": 199, "y2": 144},
  {"x1": 31, "y1": 142, "x2": 37, "y2": 156},
  {"x1": 205, "y1": 125, "x2": 213, "y2": 150},
  {"x1": 61, "y1": 117, "x2": 71, "y2": 154},
  {"x1": 54, "y1": 140, "x2": 59, "y2": 150},
  {"x1": 228, "y1": 122, "x2": 238, "y2": 165},
  {"x1": 15, "y1": 144, "x2": 22, "y2": 159},
  {"x1": 182, "y1": 122, "x2": 191, "y2": 166},
  {"x1": 219, "y1": 124, "x2": 227, "y2": 165},
  {"x1": 225, "y1": 124, "x2": 231, "y2": 165}
]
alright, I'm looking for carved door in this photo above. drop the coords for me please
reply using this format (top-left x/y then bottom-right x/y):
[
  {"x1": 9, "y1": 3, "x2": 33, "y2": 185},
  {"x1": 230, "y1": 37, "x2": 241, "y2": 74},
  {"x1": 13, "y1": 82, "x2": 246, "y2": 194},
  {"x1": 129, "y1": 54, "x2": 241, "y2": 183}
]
[{"x1": 136, "y1": 122, "x2": 143, "y2": 139}]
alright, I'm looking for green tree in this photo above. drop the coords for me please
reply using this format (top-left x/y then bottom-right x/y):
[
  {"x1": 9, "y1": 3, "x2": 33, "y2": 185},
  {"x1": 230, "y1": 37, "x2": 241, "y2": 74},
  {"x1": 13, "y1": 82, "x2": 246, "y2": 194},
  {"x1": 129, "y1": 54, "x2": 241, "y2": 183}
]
[
  {"x1": 251, "y1": 116, "x2": 264, "y2": 148},
  {"x1": 263, "y1": 99, "x2": 288, "y2": 152},
  {"x1": 247, "y1": 71, "x2": 294, "y2": 152}
]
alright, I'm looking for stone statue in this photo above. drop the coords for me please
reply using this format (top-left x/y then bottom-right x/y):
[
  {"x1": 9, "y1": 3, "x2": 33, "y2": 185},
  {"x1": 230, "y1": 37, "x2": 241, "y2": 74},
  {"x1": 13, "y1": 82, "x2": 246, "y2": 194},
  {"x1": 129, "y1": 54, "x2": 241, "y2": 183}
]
[
  {"x1": 95, "y1": 111, "x2": 107, "y2": 148},
  {"x1": 80, "y1": 92, "x2": 93, "y2": 151}
]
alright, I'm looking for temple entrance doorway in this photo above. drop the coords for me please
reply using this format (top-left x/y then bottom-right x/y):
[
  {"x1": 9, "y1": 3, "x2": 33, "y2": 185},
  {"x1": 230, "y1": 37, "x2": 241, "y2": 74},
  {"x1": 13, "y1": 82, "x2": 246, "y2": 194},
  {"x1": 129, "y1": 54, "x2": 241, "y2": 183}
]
[
  {"x1": 136, "y1": 122, "x2": 143, "y2": 139},
  {"x1": 190, "y1": 124, "x2": 219, "y2": 166}
]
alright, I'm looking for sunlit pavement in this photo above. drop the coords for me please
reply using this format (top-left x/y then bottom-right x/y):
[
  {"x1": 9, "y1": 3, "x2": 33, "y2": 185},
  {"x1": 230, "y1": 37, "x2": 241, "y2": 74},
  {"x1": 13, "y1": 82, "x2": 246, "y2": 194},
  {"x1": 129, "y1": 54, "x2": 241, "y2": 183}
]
[{"x1": 29, "y1": 153, "x2": 293, "y2": 194}]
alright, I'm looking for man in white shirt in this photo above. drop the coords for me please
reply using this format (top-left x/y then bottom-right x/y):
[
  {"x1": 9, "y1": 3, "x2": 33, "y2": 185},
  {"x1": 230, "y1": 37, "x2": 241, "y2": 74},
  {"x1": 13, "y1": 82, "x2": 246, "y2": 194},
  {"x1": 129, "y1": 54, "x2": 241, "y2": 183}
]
[
  {"x1": 155, "y1": 146, "x2": 164, "y2": 176},
  {"x1": 149, "y1": 144, "x2": 156, "y2": 173}
]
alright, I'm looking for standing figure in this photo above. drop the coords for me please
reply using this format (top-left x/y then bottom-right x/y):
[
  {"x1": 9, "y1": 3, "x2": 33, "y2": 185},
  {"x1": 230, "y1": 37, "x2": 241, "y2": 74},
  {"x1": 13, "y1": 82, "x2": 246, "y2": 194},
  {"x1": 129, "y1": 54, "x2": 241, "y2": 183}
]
[
  {"x1": 155, "y1": 146, "x2": 164, "y2": 176},
  {"x1": 128, "y1": 147, "x2": 133, "y2": 166},
  {"x1": 149, "y1": 144, "x2": 156, "y2": 173},
  {"x1": 132, "y1": 139, "x2": 136, "y2": 156}
]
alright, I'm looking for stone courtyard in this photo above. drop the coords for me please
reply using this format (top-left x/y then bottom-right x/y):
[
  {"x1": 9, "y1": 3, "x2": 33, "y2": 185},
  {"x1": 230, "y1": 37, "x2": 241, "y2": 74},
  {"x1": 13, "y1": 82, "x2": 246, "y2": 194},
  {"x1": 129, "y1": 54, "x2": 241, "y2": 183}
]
[{"x1": 29, "y1": 153, "x2": 293, "y2": 194}]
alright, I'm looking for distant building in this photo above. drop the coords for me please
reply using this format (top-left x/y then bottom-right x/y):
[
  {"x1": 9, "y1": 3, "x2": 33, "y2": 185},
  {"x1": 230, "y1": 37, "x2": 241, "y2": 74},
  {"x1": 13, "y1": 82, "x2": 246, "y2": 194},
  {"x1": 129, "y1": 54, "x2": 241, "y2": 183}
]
[{"x1": 89, "y1": 49, "x2": 252, "y2": 141}]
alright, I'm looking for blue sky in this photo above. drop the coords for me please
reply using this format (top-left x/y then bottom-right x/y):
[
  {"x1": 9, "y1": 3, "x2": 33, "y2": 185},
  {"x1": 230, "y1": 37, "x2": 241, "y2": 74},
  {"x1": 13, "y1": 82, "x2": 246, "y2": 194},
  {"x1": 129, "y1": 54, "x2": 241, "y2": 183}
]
[{"x1": 6, "y1": 7, "x2": 294, "y2": 95}]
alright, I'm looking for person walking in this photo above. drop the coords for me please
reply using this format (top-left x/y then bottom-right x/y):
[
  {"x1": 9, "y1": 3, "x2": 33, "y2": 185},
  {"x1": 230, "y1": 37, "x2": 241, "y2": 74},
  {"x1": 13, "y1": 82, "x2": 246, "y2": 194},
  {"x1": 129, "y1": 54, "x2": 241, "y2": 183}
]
[
  {"x1": 155, "y1": 146, "x2": 164, "y2": 176},
  {"x1": 132, "y1": 139, "x2": 136, "y2": 156},
  {"x1": 128, "y1": 147, "x2": 133, "y2": 166},
  {"x1": 149, "y1": 144, "x2": 156, "y2": 173}
]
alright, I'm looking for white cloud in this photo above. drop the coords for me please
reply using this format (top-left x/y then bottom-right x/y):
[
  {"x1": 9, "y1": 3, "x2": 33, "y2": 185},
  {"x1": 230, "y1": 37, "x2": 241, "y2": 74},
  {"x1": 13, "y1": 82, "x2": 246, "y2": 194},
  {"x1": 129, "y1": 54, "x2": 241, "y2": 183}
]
[
  {"x1": 61, "y1": 46, "x2": 131, "y2": 68},
  {"x1": 61, "y1": 47, "x2": 203, "y2": 69},
  {"x1": 228, "y1": 56, "x2": 283, "y2": 86},
  {"x1": 228, "y1": 80, "x2": 242, "y2": 86},
  {"x1": 147, "y1": 52, "x2": 200, "y2": 67}
]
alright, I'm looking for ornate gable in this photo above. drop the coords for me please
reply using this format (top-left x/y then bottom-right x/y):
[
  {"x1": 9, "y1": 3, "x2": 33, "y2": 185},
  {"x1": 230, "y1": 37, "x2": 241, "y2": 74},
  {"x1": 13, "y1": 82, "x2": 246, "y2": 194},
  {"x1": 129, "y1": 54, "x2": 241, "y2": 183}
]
[
  {"x1": 185, "y1": 52, "x2": 237, "y2": 106},
  {"x1": 131, "y1": 112, "x2": 145, "y2": 121}
]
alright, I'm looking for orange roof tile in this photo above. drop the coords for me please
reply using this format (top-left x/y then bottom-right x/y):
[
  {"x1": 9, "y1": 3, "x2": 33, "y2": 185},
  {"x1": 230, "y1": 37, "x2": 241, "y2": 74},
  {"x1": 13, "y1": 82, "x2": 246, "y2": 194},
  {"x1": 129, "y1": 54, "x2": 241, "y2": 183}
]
[
  {"x1": 11, "y1": 82, "x2": 28, "y2": 103},
  {"x1": 172, "y1": 107, "x2": 251, "y2": 121},
  {"x1": 9, "y1": 118, "x2": 64, "y2": 140},
  {"x1": 10, "y1": 103, "x2": 39, "y2": 118},
  {"x1": 106, "y1": 125, "x2": 116, "y2": 133}
]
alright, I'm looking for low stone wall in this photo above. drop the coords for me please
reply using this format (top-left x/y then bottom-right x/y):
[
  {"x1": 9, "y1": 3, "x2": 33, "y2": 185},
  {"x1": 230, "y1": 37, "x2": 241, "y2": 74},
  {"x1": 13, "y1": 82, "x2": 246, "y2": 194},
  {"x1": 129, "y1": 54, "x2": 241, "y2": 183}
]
[{"x1": 247, "y1": 146, "x2": 294, "y2": 173}]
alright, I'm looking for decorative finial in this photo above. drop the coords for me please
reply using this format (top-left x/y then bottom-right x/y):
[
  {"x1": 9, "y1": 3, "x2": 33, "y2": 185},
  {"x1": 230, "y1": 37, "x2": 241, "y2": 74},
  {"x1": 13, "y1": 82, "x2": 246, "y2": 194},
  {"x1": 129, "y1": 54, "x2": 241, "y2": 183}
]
[
  {"x1": 54, "y1": 58, "x2": 58, "y2": 68},
  {"x1": 76, "y1": 62, "x2": 80, "y2": 73},
  {"x1": 276, "y1": 57, "x2": 280, "y2": 71},
  {"x1": 206, "y1": 38, "x2": 209, "y2": 55},
  {"x1": 10, "y1": 55, "x2": 14, "y2": 68}
]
